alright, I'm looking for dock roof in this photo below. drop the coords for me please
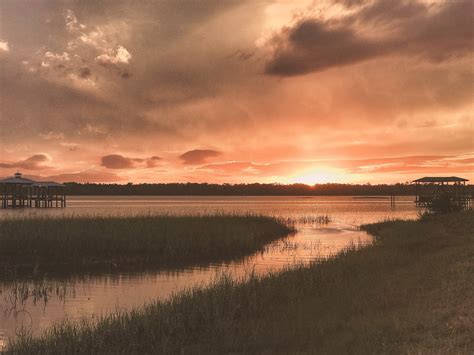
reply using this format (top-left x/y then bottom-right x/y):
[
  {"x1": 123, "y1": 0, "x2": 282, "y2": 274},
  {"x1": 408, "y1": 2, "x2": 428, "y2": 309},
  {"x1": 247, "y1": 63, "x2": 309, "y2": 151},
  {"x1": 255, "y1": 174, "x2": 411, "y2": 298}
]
[
  {"x1": 0, "y1": 172, "x2": 63, "y2": 186},
  {"x1": 413, "y1": 176, "x2": 469, "y2": 183},
  {"x1": 0, "y1": 176, "x2": 36, "y2": 185}
]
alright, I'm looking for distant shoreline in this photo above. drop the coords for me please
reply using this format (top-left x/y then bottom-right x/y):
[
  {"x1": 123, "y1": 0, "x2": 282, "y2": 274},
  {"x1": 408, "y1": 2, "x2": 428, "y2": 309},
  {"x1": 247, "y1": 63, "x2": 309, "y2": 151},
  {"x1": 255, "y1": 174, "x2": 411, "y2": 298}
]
[
  {"x1": 352, "y1": 196, "x2": 391, "y2": 199},
  {"x1": 0, "y1": 180, "x2": 469, "y2": 197},
  {"x1": 61, "y1": 182, "x2": 421, "y2": 196}
]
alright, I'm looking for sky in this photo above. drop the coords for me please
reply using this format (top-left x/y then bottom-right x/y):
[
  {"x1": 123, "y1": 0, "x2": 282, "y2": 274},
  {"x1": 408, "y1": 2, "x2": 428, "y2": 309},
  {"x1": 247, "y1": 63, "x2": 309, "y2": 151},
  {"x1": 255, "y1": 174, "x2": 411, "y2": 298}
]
[{"x1": 0, "y1": 0, "x2": 472, "y2": 184}]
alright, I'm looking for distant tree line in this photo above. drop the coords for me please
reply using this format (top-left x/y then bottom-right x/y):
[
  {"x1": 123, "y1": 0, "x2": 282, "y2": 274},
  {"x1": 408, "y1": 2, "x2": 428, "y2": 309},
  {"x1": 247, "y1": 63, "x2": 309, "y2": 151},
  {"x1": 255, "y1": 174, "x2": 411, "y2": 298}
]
[{"x1": 64, "y1": 182, "x2": 423, "y2": 196}]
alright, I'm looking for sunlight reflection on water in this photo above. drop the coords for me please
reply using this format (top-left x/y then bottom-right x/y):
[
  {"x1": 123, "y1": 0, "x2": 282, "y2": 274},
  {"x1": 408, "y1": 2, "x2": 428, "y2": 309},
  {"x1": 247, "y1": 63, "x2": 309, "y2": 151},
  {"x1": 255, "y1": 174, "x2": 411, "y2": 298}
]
[{"x1": 0, "y1": 196, "x2": 420, "y2": 342}]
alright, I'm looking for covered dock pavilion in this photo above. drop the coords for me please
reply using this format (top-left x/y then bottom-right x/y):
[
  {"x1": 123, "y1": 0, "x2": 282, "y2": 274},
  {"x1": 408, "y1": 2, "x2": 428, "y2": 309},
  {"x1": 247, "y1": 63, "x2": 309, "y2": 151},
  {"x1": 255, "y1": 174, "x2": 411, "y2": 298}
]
[
  {"x1": 0, "y1": 172, "x2": 66, "y2": 208},
  {"x1": 413, "y1": 176, "x2": 471, "y2": 211}
]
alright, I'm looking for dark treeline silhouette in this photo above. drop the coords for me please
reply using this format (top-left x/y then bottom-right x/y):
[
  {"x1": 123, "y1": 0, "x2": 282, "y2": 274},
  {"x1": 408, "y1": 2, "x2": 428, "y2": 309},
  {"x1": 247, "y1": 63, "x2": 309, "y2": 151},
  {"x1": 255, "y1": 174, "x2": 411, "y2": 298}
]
[{"x1": 64, "y1": 182, "x2": 423, "y2": 196}]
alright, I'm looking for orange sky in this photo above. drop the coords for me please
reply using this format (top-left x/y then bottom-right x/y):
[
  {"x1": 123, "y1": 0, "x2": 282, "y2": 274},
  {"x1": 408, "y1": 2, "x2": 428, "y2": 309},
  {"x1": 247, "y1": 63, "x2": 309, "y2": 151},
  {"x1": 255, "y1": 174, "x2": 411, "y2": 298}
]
[{"x1": 0, "y1": 0, "x2": 472, "y2": 184}]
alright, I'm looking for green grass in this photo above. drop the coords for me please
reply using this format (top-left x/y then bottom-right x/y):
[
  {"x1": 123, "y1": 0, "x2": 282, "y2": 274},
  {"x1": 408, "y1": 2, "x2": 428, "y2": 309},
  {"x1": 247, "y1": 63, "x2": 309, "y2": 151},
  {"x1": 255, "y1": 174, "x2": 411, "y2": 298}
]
[
  {"x1": 0, "y1": 214, "x2": 294, "y2": 279},
  {"x1": 6, "y1": 211, "x2": 474, "y2": 354}
]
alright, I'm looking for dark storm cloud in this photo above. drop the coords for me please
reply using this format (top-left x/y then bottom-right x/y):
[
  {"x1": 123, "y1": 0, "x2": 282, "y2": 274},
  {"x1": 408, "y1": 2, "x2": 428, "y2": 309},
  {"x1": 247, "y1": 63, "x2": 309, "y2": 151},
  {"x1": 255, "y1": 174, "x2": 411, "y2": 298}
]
[
  {"x1": 180, "y1": 150, "x2": 221, "y2": 165},
  {"x1": 265, "y1": 20, "x2": 384, "y2": 76},
  {"x1": 0, "y1": 154, "x2": 51, "y2": 170},
  {"x1": 101, "y1": 154, "x2": 135, "y2": 169},
  {"x1": 101, "y1": 154, "x2": 161, "y2": 169},
  {"x1": 265, "y1": 0, "x2": 473, "y2": 76},
  {"x1": 0, "y1": 0, "x2": 262, "y2": 142}
]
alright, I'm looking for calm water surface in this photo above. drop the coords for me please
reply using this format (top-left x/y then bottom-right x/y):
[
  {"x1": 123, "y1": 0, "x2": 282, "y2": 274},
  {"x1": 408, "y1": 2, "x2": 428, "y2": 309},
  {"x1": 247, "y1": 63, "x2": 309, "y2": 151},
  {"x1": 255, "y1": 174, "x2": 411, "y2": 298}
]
[{"x1": 0, "y1": 196, "x2": 420, "y2": 347}]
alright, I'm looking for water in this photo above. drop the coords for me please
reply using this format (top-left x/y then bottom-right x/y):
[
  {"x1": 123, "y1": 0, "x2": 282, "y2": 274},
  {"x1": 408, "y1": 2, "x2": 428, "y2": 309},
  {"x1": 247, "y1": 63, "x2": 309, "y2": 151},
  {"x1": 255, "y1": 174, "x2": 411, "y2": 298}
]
[{"x1": 0, "y1": 195, "x2": 420, "y2": 347}]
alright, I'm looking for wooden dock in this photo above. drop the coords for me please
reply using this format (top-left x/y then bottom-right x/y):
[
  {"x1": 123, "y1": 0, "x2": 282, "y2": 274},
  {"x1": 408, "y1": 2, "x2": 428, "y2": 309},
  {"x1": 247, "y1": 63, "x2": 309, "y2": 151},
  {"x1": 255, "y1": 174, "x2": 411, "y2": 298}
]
[
  {"x1": 414, "y1": 176, "x2": 471, "y2": 212},
  {"x1": 0, "y1": 172, "x2": 66, "y2": 209}
]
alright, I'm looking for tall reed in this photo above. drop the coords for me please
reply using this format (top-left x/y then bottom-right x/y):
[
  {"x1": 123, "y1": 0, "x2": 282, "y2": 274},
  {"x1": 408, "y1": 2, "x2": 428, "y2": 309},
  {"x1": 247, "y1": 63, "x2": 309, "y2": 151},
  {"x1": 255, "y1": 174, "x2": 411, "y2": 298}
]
[{"x1": 0, "y1": 214, "x2": 294, "y2": 278}]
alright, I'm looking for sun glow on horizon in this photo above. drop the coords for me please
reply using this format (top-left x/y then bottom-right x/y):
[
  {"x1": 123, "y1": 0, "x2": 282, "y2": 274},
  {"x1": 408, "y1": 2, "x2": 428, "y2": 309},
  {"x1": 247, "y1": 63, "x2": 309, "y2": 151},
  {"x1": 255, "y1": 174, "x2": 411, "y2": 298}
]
[{"x1": 285, "y1": 169, "x2": 347, "y2": 185}]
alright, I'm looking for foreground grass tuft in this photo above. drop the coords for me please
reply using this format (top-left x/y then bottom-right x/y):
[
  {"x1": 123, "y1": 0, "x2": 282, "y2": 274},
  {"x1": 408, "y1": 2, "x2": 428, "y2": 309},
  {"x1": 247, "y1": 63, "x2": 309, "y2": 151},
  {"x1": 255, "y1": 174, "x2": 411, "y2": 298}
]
[
  {"x1": 7, "y1": 211, "x2": 474, "y2": 354},
  {"x1": 0, "y1": 214, "x2": 294, "y2": 278}
]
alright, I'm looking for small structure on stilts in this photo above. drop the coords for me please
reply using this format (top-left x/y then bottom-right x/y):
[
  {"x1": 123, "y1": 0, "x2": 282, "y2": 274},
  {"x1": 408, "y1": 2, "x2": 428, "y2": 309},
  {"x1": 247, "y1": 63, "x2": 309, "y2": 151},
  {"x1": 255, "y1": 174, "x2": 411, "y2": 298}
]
[
  {"x1": 0, "y1": 172, "x2": 66, "y2": 208},
  {"x1": 390, "y1": 195, "x2": 396, "y2": 207},
  {"x1": 413, "y1": 176, "x2": 471, "y2": 212}
]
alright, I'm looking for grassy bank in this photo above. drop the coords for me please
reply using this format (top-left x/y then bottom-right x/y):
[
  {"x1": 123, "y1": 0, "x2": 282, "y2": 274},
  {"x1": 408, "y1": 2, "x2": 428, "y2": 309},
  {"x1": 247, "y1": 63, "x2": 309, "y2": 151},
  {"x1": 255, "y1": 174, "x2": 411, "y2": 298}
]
[
  {"x1": 7, "y1": 211, "x2": 474, "y2": 354},
  {"x1": 0, "y1": 214, "x2": 294, "y2": 279}
]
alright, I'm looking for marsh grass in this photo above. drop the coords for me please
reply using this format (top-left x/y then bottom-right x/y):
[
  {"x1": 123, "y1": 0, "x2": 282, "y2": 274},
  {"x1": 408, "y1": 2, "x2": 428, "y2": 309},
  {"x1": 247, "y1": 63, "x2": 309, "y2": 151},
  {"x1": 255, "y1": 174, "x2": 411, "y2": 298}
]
[
  {"x1": 0, "y1": 214, "x2": 294, "y2": 279},
  {"x1": 2, "y1": 280, "x2": 72, "y2": 309},
  {"x1": 7, "y1": 211, "x2": 473, "y2": 354},
  {"x1": 292, "y1": 214, "x2": 331, "y2": 224}
]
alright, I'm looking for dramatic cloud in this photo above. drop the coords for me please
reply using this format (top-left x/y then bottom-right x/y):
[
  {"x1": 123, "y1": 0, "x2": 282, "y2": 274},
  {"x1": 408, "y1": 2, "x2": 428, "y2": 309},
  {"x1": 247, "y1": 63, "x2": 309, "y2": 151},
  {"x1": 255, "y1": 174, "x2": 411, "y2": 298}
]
[
  {"x1": 180, "y1": 150, "x2": 221, "y2": 165},
  {"x1": 0, "y1": 0, "x2": 472, "y2": 183},
  {"x1": 265, "y1": 0, "x2": 473, "y2": 76},
  {"x1": 265, "y1": 20, "x2": 382, "y2": 76},
  {"x1": 101, "y1": 154, "x2": 135, "y2": 169},
  {"x1": 0, "y1": 154, "x2": 52, "y2": 170},
  {"x1": 101, "y1": 154, "x2": 161, "y2": 169}
]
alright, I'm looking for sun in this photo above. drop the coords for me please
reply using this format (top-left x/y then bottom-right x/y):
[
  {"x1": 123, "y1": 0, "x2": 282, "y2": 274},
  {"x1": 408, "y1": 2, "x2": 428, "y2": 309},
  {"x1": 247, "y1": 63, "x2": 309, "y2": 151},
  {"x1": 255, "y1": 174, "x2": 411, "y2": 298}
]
[{"x1": 285, "y1": 169, "x2": 345, "y2": 185}]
